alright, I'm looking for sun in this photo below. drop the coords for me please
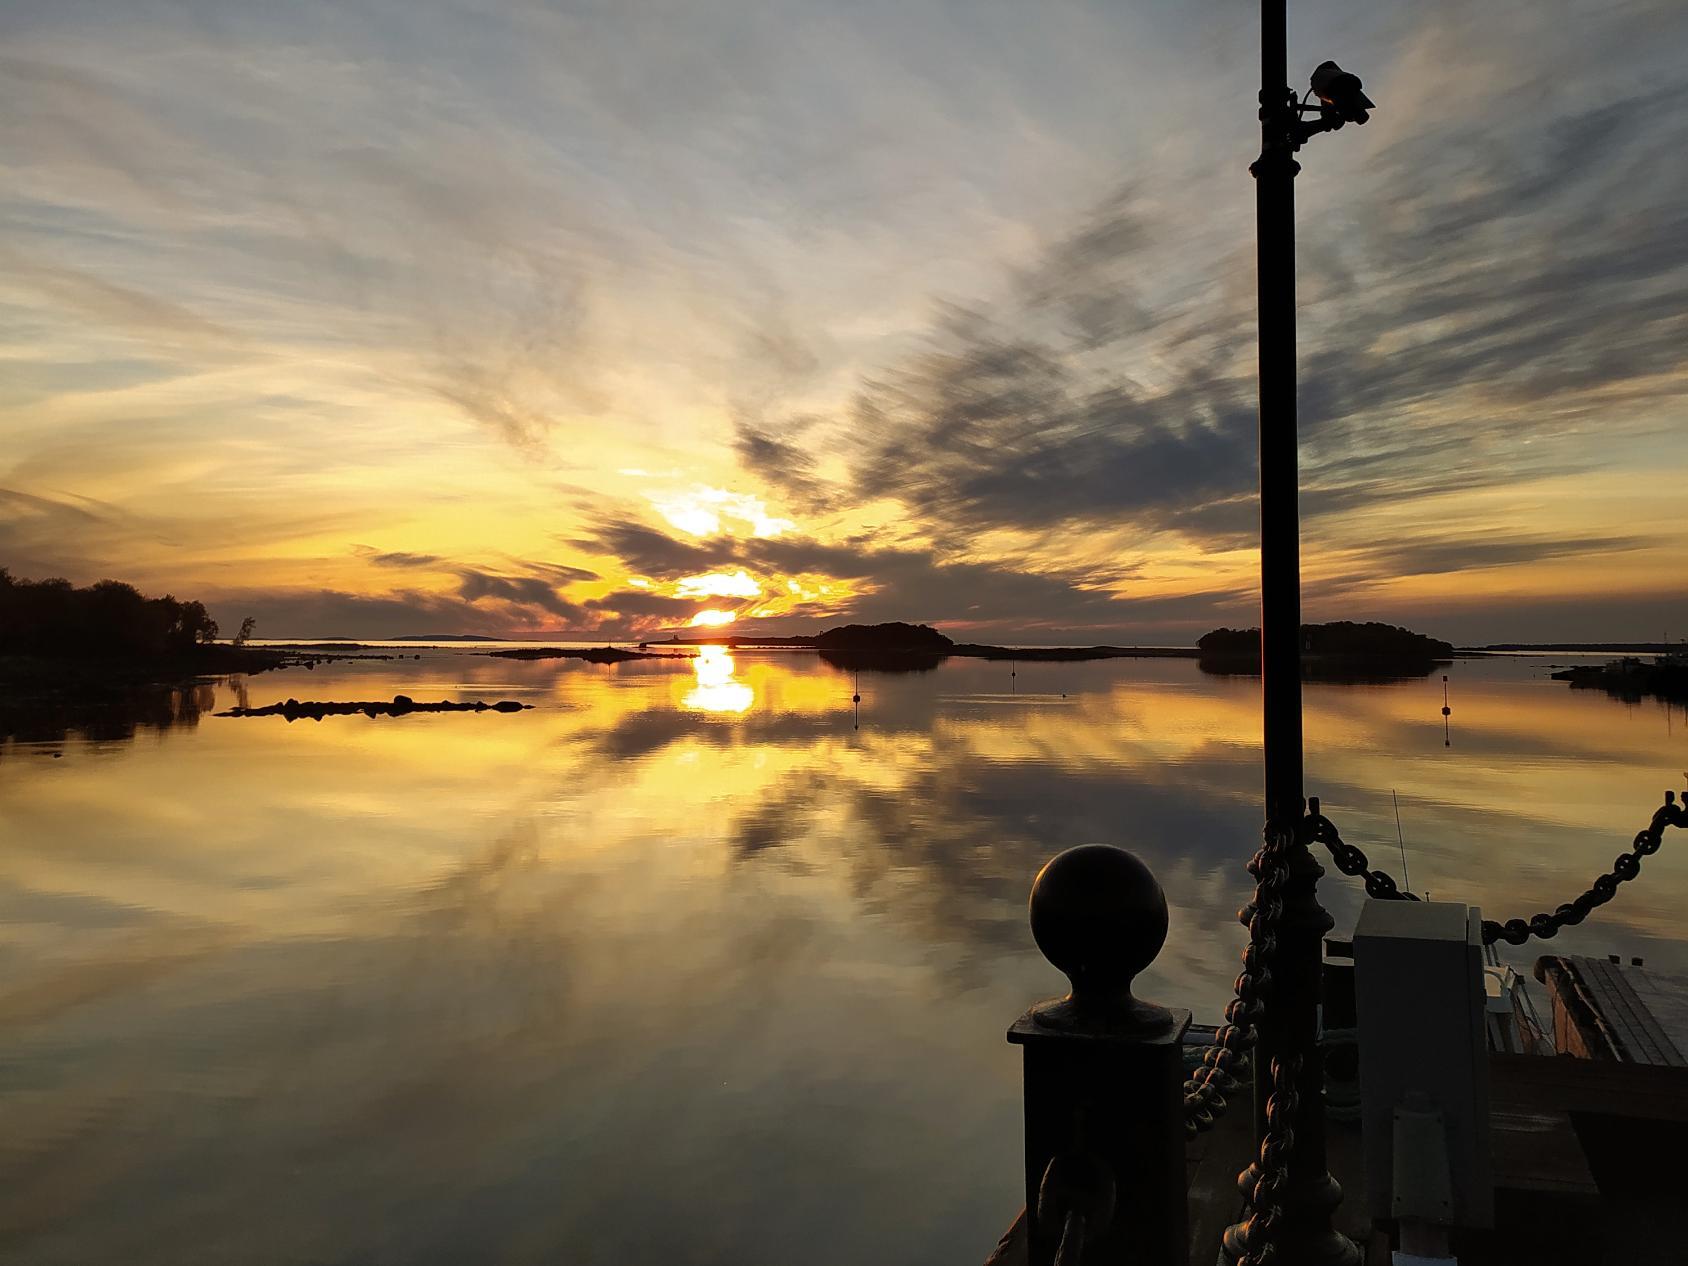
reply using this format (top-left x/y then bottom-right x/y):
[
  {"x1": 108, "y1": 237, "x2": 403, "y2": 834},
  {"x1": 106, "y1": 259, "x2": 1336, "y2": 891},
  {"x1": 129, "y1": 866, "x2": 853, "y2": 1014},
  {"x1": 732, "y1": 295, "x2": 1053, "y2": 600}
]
[{"x1": 688, "y1": 609, "x2": 736, "y2": 628}]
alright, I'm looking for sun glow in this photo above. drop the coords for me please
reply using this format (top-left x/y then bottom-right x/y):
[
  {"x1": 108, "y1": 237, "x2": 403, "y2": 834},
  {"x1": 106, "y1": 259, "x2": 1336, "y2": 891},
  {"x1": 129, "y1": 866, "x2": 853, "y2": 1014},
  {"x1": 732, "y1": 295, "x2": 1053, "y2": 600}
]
[
  {"x1": 652, "y1": 487, "x2": 794, "y2": 539},
  {"x1": 688, "y1": 608, "x2": 736, "y2": 628},
  {"x1": 676, "y1": 570, "x2": 762, "y2": 600}
]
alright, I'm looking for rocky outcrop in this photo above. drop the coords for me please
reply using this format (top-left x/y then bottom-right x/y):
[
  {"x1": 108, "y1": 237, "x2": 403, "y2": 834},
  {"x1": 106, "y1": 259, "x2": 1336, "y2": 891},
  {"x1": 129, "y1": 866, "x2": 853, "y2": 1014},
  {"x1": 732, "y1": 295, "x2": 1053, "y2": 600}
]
[{"x1": 217, "y1": 694, "x2": 531, "y2": 720}]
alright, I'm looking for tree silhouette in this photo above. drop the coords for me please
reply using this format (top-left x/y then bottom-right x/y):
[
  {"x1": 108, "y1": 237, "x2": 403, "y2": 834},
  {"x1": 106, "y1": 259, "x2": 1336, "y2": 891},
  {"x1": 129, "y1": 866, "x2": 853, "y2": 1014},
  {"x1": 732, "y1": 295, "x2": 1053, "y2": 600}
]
[{"x1": 0, "y1": 570, "x2": 221, "y2": 659}]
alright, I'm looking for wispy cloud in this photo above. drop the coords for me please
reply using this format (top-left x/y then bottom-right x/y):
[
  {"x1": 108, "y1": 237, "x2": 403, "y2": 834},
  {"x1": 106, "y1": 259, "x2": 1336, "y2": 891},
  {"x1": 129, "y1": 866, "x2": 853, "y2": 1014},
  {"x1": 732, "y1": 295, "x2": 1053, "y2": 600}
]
[{"x1": 1, "y1": 0, "x2": 1684, "y2": 641}]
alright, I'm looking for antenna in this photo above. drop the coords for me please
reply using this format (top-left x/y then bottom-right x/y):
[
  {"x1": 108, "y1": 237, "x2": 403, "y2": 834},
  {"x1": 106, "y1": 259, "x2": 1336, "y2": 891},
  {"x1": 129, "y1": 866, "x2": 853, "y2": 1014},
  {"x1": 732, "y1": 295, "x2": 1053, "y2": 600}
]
[{"x1": 1392, "y1": 789, "x2": 1412, "y2": 896}]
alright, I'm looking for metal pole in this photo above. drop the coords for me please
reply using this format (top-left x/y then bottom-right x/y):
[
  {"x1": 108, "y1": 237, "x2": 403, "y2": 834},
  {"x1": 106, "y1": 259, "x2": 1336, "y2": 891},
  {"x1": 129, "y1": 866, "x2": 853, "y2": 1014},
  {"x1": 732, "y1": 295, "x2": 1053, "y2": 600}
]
[
  {"x1": 1257, "y1": 0, "x2": 1301, "y2": 833},
  {"x1": 1222, "y1": 2, "x2": 1359, "y2": 1263}
]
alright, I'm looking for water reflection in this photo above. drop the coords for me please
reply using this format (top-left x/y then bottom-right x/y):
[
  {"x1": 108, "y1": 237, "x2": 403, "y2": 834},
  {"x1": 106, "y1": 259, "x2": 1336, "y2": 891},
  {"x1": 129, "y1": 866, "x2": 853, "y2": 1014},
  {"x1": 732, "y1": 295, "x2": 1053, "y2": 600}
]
[
  {"x1": 0, "y1": 679, "x2": 218, "y2": 747},
  {"x1": 683, "y1": 645, "x2": 755, "y2": 714},
  {"x1": 0, "y1": 652, "x2": 1683, "y2": 1264}
]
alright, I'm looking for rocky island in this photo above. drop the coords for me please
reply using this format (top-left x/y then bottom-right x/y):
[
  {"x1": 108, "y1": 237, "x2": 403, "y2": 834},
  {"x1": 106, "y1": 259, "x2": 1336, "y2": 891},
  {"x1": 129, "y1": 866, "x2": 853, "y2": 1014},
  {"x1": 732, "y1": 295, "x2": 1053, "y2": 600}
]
[
  {"x1": 1551, "y1": 654, "x2": 1688, "y2": 705},
  {"x1": 218, "y1": 694, "x2": 531, "y2": 720}
]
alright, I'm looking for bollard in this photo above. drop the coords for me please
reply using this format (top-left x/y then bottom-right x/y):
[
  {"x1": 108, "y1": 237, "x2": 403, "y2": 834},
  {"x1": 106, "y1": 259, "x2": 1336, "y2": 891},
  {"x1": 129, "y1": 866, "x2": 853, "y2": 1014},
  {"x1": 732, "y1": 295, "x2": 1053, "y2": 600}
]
[{"x1": 1008, "y1": 845, "x2": 1191, "y2": 1266}]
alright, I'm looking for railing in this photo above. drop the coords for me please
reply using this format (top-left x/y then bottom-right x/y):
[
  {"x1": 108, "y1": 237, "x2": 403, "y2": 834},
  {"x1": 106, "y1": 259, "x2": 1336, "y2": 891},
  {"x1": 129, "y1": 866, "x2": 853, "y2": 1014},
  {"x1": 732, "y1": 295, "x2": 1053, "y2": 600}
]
[
  {"x1": 997, "y1": 788, "x2": 1685, "y2": 1265},
  {"x1": 1006, "y1": 844, "x2": 1190, "y2": 1266},
  {"x1": 1312, "y1": 790, "x2": 1685, "y2": 946}
]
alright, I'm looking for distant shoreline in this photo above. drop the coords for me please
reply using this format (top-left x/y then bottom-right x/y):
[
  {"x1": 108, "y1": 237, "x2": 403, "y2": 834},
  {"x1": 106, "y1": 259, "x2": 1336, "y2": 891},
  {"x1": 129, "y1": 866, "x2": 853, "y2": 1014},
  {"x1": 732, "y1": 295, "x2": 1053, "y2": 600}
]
[
  {"x1": 646, "y1": 637, "x2": 1199, "y2": 663},
  {"x1": 1474, "y1": 642, "x2": 1684, "y2": 654}
]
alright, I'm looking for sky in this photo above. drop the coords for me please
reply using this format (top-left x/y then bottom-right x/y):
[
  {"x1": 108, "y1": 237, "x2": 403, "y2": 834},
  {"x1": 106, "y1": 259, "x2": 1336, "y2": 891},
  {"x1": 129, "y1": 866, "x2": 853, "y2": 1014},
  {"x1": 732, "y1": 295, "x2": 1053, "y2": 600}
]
[{"x1": 2, "y1": 0, "x2": 1685, "y2": 645}]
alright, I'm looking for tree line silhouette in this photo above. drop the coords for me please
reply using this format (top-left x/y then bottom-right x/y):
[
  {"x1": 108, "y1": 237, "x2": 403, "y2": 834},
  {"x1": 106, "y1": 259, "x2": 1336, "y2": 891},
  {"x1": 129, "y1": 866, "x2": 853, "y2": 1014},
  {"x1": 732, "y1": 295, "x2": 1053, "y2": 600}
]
[{"x1": 0, "y1": 569, "x2": 224, "y2": 659}]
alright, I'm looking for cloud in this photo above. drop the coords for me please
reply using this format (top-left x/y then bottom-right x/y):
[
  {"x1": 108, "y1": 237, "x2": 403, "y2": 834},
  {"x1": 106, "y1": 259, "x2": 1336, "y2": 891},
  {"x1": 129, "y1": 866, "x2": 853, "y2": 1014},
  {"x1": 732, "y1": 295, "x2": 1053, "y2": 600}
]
[
  {"x1": 3, "y1": 0, "x2": 1686, "y2": 643},
  {"x1": 354, "y1": 547, "x2": 443, "y2": 568},
  {"x1": 1325, "y1": 529, "x2": 1651, "y2": 583},
  {"x1": 203, "y1": 587, "x2": 490, "y2": 638},
  {"x1": 813, "y1": 308, "x2": 1261, "y2": 541},
  {"x1": 0, "y1": 486, "x2": 144, "y2": 579},
  {"x1": 454, "y1": 569, "x2": 587, "y2": 622},
  {"x1": 732, "y1": 421, "x2": 840, "y2": 516},
  {"x1": 0, "y1": 249, "x2": 235, "y2": 351},
  {"x1": 580, "y1": 515, "x2": 1246, "y2": 639},
  {"x1": 584, "y1": 588, "x2": 714, "y2": 623},
  {"x1": 732, "y1": 4, "x2": 1688, "y2": 608},
  {"x1": 574, "y1": 519, "x2": 733, "y2": 579}
]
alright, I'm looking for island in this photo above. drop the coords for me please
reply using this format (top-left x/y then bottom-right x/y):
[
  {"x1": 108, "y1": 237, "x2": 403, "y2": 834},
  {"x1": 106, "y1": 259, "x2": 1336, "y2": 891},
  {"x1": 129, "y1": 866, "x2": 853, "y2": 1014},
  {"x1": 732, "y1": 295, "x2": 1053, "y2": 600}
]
[
  {"x1": 1550, "y1": 654, "x2": 1688, "y2": 705},
  {"x1": 1196, "y1": 621, "x2": 1456, "y2": 679},
  {"x1": 218, "y1": 694, "x2": 531, "y2": 720}
]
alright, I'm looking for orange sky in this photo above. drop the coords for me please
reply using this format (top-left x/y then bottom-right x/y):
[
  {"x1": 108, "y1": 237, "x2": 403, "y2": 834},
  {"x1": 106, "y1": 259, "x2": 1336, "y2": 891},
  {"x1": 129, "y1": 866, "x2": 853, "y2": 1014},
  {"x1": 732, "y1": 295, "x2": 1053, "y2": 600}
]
[{"x1": 2, "y1": 1, "x2": 1685, "y2": 644}]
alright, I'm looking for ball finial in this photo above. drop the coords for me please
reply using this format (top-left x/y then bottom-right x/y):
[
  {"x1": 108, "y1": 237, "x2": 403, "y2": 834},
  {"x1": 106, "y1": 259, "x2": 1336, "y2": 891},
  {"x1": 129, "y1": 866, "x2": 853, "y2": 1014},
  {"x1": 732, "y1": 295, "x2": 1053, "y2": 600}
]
[{"x1": 1028, "y1": 844, "x2": 1172, "y2": 1033}]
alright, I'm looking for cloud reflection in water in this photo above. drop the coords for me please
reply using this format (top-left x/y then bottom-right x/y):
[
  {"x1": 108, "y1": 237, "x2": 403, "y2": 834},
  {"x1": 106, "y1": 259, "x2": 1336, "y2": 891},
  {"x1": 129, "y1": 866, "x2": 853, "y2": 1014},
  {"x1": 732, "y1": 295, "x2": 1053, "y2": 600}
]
[{"x1": 0, "y1": 651, "x2": 1683, "y2": 1265}]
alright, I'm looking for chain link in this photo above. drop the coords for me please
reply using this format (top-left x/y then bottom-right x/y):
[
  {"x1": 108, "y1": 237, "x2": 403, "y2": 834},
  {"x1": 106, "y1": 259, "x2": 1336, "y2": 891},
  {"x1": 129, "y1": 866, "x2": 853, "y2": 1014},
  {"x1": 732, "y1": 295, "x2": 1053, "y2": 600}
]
[
  {"x1": 1232, "y1": 830, "x2": 1300, "y2": 1266},
  {"x1": 1234, "y1": 1052, "x2": 1302, "y2": 1266},
  {"x1": 1185, "y1": 825, "x2": 1303, "y2": 1266},
  {"x1": 1307, "y1": 789, "x2": 1685, "y2": 946},
  {"x1": 1182, "y1": 824, "x2": 1290, "y2": 1137},
  {"x1": 1305, "y1": 796, "x2": 1423, "y2": 903}
]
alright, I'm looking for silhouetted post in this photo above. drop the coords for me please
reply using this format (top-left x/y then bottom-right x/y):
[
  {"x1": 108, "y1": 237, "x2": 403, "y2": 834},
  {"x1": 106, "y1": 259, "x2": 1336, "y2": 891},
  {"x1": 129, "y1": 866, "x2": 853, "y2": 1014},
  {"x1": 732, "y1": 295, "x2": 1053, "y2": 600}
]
[
  {"x1": 1008, "y1": 845, "x2": 1191, "y2": 1266},
  {"x1": 1221, "y1": 2, "x2": 1358, "y2": 1264}
]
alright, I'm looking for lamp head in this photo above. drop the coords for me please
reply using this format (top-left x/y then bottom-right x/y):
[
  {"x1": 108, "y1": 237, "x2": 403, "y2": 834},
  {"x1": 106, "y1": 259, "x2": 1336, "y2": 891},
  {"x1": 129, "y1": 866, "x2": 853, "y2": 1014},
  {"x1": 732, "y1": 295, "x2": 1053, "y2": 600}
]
[{"x1": 1310, "y1": 60, "x2": 1374, "y2": 124}]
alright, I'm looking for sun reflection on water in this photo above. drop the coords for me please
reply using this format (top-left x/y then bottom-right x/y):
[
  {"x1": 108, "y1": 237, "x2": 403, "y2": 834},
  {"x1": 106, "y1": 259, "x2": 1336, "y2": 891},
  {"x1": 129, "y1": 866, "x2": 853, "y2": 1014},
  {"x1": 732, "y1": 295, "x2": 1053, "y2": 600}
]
[{"x1": 684, "y1": 646, "x2": 754, "y2": 714}]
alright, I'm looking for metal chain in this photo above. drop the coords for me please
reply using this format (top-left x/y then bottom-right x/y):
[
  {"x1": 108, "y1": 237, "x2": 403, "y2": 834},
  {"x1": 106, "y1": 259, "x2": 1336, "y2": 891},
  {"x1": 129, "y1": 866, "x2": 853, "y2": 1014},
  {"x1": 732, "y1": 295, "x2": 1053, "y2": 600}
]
[
  {"x1": 1235, "y1": 1052, "x2": 1302, "y2": 1266},
  {"x1": 1307, "y1": 789, "x2": 1686, "y2": 946},
  {"x1": 1183, "y1": 825, "x2": 1291, "y2": 1129},
  {"x1": 1182, "y1": 825, "x2": 1290, "y2": 1137},
  {"x1": 1304, "y1": 796, "x2": 1421, "y2": 903},
  {"x1": 1231, "y1": 828, "x2": 1300, "y2": 1266}
]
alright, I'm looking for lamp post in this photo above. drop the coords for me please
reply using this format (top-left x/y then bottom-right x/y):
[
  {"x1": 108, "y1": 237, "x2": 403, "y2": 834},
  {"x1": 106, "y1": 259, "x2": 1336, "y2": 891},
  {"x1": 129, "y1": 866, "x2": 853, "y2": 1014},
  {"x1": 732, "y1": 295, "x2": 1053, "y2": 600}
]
[{"x1": 1220, "y1": 4, "x2": 1373, "y2": 1264}]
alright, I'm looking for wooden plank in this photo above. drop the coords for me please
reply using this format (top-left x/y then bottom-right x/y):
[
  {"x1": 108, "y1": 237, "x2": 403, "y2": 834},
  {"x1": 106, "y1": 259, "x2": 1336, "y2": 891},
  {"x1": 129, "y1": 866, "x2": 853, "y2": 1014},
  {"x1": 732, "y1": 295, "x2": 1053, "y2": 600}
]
[
  {"x1": 1185, "y1": 1088, "x2": 1255, "y2": 1261},
  {"x1": 1572, "y1": 957, "x2": 1686, "y2": 1066},
  {"x1": 1489, "y1": 1051, "x2": 1688, "y2": 1121},
  {"x1": 1623, "y1": 964, "x2": 1688, "y2": 1064},
  {"x1": 1489, "y1": 1105, "x2": 1597, "y2": 1195}
]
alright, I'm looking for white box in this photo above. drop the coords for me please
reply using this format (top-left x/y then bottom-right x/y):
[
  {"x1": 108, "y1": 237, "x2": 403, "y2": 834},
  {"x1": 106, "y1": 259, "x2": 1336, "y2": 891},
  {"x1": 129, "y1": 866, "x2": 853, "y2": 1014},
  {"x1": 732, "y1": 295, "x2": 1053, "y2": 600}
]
[{"x1": 1354, "y1": 900, "x2": 1493, "y2": 1229}]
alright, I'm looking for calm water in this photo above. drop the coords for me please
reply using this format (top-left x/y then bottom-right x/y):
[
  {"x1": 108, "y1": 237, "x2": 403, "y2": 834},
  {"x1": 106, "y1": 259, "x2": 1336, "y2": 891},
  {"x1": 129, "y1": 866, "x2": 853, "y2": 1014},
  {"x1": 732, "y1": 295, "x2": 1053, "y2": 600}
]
[{"x1": 1, "y1": 650, "x2": 1684, "y2": 1264}]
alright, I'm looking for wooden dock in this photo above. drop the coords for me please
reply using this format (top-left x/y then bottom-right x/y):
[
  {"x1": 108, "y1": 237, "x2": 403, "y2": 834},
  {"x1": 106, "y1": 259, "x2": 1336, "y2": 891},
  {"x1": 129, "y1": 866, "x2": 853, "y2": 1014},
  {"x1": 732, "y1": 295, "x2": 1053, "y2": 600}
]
[{"x1": 1535, "y1": 954, "x2": 1688, "y2": 1065}]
